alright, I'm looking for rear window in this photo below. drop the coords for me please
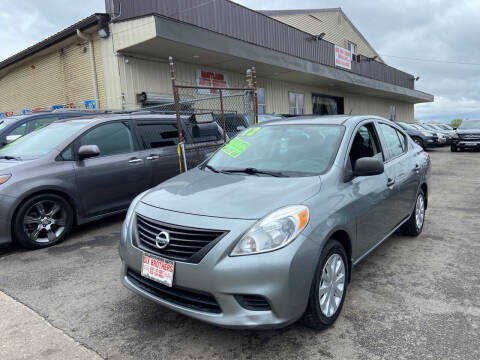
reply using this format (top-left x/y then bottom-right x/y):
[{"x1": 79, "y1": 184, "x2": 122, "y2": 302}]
[
  {"x1": 136, "y1": 122, "x2": 183, "y2": 149},
  {"x1": 187, "y1": 123, "x2": 223, "y2": 144}
]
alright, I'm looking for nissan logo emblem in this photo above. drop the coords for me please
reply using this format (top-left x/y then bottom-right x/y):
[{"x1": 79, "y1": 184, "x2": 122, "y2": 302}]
[{"x1": 155, "y1": 231, "x2": 170, "y2": 249}]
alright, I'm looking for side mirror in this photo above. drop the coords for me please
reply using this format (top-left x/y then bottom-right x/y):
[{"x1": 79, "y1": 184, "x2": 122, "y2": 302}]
[
  {"x1": 6, "y1": 135, "x2": 20, "y2": 144},
  {"x1": 78, "y1": 145, "x2": 100, "y2": 159},
  {"x1": 452, "y1": 128, "x2": 457, "y2": 130},
  {"x1": 354, "y1": 157, "x2": 384, "y2": 177}
]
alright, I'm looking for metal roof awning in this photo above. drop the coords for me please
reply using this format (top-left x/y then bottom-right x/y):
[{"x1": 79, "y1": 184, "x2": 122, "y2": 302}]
[{"x1": 114, "y1": 15, "x2": 432, "y2": 104}]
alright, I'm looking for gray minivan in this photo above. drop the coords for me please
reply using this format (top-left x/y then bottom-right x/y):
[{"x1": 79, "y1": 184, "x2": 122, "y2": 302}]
[{"x1": 0, "y1": 113, "x2": 224, "y2": 248}]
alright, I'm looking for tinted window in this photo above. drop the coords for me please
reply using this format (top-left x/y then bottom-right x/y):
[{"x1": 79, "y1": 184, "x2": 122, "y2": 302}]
[
  {"x1": 9, "y1": 122, "x2": 27, "y2": 136},
  {"x1": 378, "y1": 123, "x2": 405, "y2": 159},
  {"x1": 59, "y1": 146, "x2": 73, "y2": 161},
  {"x1": 187, "y1": 123, "x2": 223, "y2": 144},
  {"x1": 79, "y1": 122, "x2": 134, "y2": 156},
  {"x1": 28, "y1": 116, "x2": 58, "y2": 132},
  {"x1": 136, "y1": 122, "x2": 181, "y2": 149}
]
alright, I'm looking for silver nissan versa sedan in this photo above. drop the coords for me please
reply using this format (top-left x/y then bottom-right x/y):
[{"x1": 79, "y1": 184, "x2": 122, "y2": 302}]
[{"x1": 119, "y1": 115, "x2": 431, "y2": 330}]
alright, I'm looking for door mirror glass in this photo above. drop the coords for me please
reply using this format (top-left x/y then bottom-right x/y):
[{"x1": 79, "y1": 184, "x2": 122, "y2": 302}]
[
  {"x1": 78, "y1": 145, "x2": 100, "y2": 159},
  {"x1": 354, "y1": 157, "x2": 384, "y2": 177}
]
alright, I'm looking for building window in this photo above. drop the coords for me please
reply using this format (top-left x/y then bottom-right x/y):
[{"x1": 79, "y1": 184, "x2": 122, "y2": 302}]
[
  {"x1": 390, "y1": 105, "x2": 397, "y2": 122},
  {"x1": 289, "y1": 92, "x2": 304, "y2": 115},
  {"x1": 348, "y1": 41, "x2": 356, "y2": 60},
  {"x1": 257, "y1": 88, "x2": 266, "y2": 114}
]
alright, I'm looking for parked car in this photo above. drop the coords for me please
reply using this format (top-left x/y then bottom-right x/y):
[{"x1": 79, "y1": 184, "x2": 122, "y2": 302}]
[
  {"x1": 421, "y1": 124, "x2": 453, "y2": 144},
  {"x1": 410, "y1": 124, "x2": 447, "y2": 146},
  {"x1": 214, "y1": 113, "x2": 249, "y2": 138},
  {"x1": 451, "y1": 119, "x2": 480, "y2": 152},
  {"x1": 0, "y1": 110, "x2": 104, "y2": 147},
  {"x1": 397, "y1": 122, "x2": 438, "y2": 149},
  {"x1": 0, "y1": 112, "x2": 224, "y2": 249},
  {"x1": 119, "y1": 115, "x2": 430, "y2": 330}
]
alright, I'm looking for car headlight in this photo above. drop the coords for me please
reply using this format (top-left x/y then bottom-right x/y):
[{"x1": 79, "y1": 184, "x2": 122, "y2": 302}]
[
  {"x1": 452, "y1": 133, "x2": 459, "y2": 139},
  {"x1": 421, "y1": 131, "x2": 433, "y2": 136},
  {"x1": 0, "y1": 174, "x2": 11, "y2": 185},
  {"x1": 230, "y1": 205, "x2": 309, "y2": 256},
  {"x1": 125, "y1": 190, "x2": 149, "y2": 225}
]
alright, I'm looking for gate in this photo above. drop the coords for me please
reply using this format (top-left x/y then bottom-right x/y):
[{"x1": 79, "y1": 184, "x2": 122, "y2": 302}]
[{"x1": 168, "y1": 57, "x2": 258, "y2": 172}]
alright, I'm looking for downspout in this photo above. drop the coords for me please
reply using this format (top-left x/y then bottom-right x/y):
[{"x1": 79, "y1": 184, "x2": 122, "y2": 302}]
[{"x1": 77, "y1": 29, "x2": 99, "y2": 107}]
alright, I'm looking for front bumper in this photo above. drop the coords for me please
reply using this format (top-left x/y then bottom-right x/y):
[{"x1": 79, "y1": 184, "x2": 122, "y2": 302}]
[
  {"x1": 453, "y1": 139, "x2": 480, "y2": 148},
  {"x1": 119, "y1": 203, "x2": 320, "y2": 329},
  {"x1": 0, "y1": 194, "x2": 16, "y2": 244}
]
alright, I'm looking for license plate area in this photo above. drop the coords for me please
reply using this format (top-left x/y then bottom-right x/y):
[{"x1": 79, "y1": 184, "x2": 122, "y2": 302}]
[{"x1": 141, "y1": 253, "x2": 175, "y2": 287}]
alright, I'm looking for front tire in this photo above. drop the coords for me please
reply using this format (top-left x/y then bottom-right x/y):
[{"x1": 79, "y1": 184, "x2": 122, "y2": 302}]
[
  {"x1": 302, "y1": 240, "x2": 348, "y2": 330},
  {"x1": 401, "y1": 190, "x2": 426, "y2": 237},
  {"x1": 13, "y1": 194, "x2": 74, "y2": 249}
]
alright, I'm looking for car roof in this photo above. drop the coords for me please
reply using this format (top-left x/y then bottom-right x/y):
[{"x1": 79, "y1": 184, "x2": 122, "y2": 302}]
[
  {"x1": 260, "y1": 115, "x2": 390, "y2": 127},
  {"x1": 57, "y1": 112, "x2": 192, "y2": 124}
]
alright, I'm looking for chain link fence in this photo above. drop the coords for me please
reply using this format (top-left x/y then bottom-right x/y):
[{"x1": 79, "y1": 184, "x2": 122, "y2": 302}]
[{"x1": 169, "y1": 57, "x2": 258, "y2": 171}]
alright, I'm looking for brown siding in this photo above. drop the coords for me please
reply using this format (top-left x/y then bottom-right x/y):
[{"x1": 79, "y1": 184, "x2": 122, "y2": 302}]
[
  {"x1": 108, "y1": 0, "x2": 414, "y2": 89},
  {"x1": 0, "y1": 36, "x2": 105, "y2": 113}
]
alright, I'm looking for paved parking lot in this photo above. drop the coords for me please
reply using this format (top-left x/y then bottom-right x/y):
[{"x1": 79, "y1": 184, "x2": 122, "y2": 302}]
[{"x1": 1, "y1": 146, "x2": 479, "y2": 360}]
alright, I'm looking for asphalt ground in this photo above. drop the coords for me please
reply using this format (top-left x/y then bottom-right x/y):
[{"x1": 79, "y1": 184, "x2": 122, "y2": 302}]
[{"x1": 0, "y1": 146, "x2": 479, "y2": 359}]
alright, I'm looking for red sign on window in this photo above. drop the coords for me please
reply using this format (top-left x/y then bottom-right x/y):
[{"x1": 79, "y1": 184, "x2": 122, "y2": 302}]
[{"x1": 334, "y1": 45, "x2": 352, "y2": 70}]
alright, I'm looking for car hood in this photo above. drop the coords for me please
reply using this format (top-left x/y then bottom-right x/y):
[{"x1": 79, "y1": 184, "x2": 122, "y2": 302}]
[
  {"x1": 0, "y1": 159, "x2": 23, "y2": 173},
  {"x1": 140, "y1": 168, "x2": 322, "y2": 220}
]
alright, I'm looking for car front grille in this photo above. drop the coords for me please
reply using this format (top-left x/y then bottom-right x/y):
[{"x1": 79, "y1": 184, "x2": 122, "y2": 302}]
[
  {"x1": 459, "y1": 134, "x2": 480, "y2": 141},
  {"x1": 135, "y1": 214, "x2": 227, "y2": 263},
  {"x1": 126, "y1": 269, "x2": 221, "y2": 314}
]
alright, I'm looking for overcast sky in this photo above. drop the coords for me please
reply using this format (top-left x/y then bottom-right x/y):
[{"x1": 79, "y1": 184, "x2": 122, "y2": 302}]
[{"x1": 1, "y1": 0, "x2": 479, "y2": 123}]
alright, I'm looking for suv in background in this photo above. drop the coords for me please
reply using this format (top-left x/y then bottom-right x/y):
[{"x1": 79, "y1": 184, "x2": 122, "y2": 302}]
[
  {"x1": 0, "y1": 110, "x2": 104, "y2": 146},
  {"x1": 451, "y1": 119, "x2": 480, "y2": 152},
  {"x1": 397, "y1": 122, "x2": 438, "y2": 149},
  {"x1": 0, "y1": 112, "x2": 224, "y2": 249}
]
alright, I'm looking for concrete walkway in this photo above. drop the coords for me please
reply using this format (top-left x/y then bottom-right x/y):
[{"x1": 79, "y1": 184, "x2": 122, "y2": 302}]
[{"x1": 0, "y1": 291, "x2": 102, "y2": 360}]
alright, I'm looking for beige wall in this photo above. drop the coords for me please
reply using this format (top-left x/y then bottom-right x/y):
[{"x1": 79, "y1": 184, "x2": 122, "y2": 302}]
[
  {"x1": 0, "y1": 35, "x2": 106, "y2": 113},
  {"x1": 106, "y1": 54, "x2": 413, "y2": 122},
  {"x1": 270, "y1": 11, "x2": 382, "y2": 61}
]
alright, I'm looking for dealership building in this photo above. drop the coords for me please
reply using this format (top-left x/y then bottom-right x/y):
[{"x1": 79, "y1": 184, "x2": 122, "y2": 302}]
[{"x1": 0, "y1": 0, "x2": 433, "y2": 121}]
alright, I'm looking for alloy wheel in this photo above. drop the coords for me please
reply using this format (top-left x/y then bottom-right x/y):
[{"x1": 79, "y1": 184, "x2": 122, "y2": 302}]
[
  {"x1": 415, "y1": 194, "x2": 425, "y2": 230},
  {"x1": 319, "y1": 253, "x2": 346, "y2": 317},
  {"x1": 23, "y1": 200, "x2": 67, "y2": 243}
]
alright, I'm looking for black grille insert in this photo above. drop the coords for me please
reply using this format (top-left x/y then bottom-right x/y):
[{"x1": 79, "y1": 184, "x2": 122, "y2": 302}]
[
  {"x1": 235, "y1": 295, "x2": 271, "y2": 311},
  {"x1": 127, "y1": 269, "x2": 221, "y2": 314},
  {"x1": 135, "y1": 214, "x2": 227, "y2": 263}
]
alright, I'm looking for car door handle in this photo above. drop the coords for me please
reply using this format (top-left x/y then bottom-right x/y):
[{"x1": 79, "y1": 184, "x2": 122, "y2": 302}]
[
  {"x1": 387, "y1": 178, "x2": 396, "y2": 187},
  {"x1": 128, "y1": 158, "x2": 142, "y2": 164},
  {"x1": 146, "y1": 155, "x2": 160, "y2": 161}
]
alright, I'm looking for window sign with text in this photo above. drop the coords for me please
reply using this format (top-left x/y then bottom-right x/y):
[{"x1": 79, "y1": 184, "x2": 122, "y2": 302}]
[
  {"x1": 196, "y1": 70, "x2": 230, "y2": 95},
  {"x1": 334, "y1": 45, "x2": 352, "y2": 70}
]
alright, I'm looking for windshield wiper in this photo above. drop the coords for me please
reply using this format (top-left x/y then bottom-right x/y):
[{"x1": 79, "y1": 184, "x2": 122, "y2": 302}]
[
  {"x1": 0, "y1": 155, "x2": 21, "y2": 161},
  {"x1": 221, "y1": 167, "x2": 288, "y2": 177},
  {"x1": 204, "y1": 164, "x2": 220, "y2": 173}
]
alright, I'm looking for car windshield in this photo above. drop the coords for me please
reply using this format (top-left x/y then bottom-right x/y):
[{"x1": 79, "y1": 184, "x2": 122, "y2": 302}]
[
  {"x1": 399, "y1": 122, "x2": 416, "y2": 130},
  {"x1": 206, "y1": 124, "x2": 344, "y2": 176},
  {"x1": 0, "y1": 120, "x2": 91, "y2": 159},
  {"x1": 458, "y1": 120, "x2": 480, "y2": 130}
]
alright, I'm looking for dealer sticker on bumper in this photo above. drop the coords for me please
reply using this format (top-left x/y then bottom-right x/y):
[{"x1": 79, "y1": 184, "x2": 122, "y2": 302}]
[{"x1": 141, "y1": 253, "x2": 175, "y2": 287}]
